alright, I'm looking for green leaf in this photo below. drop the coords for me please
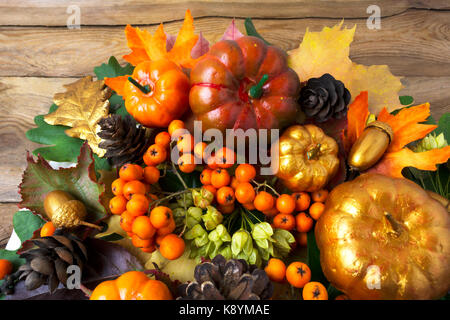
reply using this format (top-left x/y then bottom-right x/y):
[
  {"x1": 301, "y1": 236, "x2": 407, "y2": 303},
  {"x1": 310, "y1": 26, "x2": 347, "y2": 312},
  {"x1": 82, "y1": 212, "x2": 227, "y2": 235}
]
[
  {"x1": 26, "y1": 104, "x2": 83, "y2": 163},
  {"x1": 94, "y1": 56, "x2": 134, "y2": 80},
  {"x1": 93, "y1": 154, "x2": 111, "y2": 173},
  {"x1": 0, "y1": 249, "x2": 25, "y2": 271},
  {"x1": 435, "y1": 113, "x2": 450, "y2": 141},
  {"x1": 19, "y1": 143, "x2": 108, "y2": 223},
  {"x1": 244, "y1": 18, "x2": 270, "y2": 45},
  {"x1": 158, "y1": 169, "x2": 201, "y2": 192},
  {"x1": 109, "y1": 94, "x2": 129, "y2": 116},
  {"x1": 12, "y1": 210, "x2": 46, "y2": 243},
  {"x1": 96, "y1": 232, "x2": 124, "y2": 242},
  {"x1": 399, "y1": 95, "x2": 414, "y2": 105},
  {"x1": 306, "y1": 229, "x2": 328, "y2": 285}
]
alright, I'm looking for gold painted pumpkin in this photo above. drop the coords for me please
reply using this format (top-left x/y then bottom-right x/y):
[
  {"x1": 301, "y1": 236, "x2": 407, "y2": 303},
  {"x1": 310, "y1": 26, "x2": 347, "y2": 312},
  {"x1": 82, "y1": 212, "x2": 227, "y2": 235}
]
[
  {"x1": 276, "y1": 124, "x2": 339, "y2": 192},
  {"x1": 315, "y1": 173, "x2": 450, "y2": 300}
]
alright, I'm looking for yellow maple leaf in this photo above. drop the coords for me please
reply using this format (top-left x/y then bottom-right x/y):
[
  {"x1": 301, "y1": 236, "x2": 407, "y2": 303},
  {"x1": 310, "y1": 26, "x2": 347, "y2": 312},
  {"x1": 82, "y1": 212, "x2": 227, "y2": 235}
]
[
  {"x1": 288, "y1": 22, "x2": 403, "y2": 114},
  {"x1": 44, "y1": 76, "x2": 111, "y2": 157}
]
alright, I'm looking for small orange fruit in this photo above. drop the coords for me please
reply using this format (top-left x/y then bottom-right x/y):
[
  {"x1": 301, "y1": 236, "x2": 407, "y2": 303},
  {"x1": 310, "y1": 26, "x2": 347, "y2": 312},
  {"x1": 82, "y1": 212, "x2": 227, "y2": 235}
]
[
  {"x1": 302, "y1": 281, "x2": 328, "y2": 300},
  {"x1": 234, "y1": 182, "x2": 256, "y2": 204},
  {"x1": 200, "y1": 168, "x2": 212, "y2": 185},
  {"x1": 235, "y1": 164, "x2": 256, "y2": 183},
  {"x1": 242, "y1": 202, "x2": 256, "y2": 211},
  {"x1": 126, "y1": 194, "x2": 149, "y2": 216},
  {"x1": 309, "y1": 202, "x2": 325, "y2": 220},
  {"x1": 311, "y1": 189, "x2": 328, "y2": 203},
  {"x1": 211, "y1": 168, "x2": 231, "y2": 189},
  {"x1": 202, "y1": 185, "x2": 217, "y2": 197},
  {"x1": 141, "y1": 244, "x2": 157, "y2": 253},
  {"x1": 177, "y1": 134, "x2": 195, "y2": 153},
  {"x1": 273, "y1": 213, "x2": 296, "y2": 231},
  {"x1": 168, "y1": 119, "x2": 185, "y2": 138},
  {"x1": 119, "y1": 164, "x2": 143, "y2": 181},
  {"x1": 159, "y1": 234, "x2": 185, "y2": 260},
  {"x1": 109, "y1": 195, "x2": 127, "y2": 215},
  {"x1": 143, "y1": 166, "x2": 160, "y2": 185},
  {"x1": 0, "y1": 259, "x2": 13, "y2": 280},
  {"x1": 218, "y1": 203, "x2": 235, "y2": 214},
  {"x1": 292, "y1": 192, "x2": 311, "y2": 212},
  {"x1": 253, "y1": 191, "x2": 275, "y2": 212},
  {"x1": 177, "y1": 153, "x2": 196, "y2": 173},
  {"x1": 131, "y1": 234, "x2": 153, "y2": 248},
  {"x1": 276, "y1": 194, "x2": 296, "y2": 214},
  {"x1": 214, "y1": 147, "x2": 236, "y2": 169},
  {"x1": 264, "y1": 258, "x2": 286, "y2": 283},
  {"x1": 150, "y1": 206, "x2": 173, "y2": 229},
  {"x1": 230, "y1": 176, "x2": 240, "y2": 189},
  {"x1": 194, "y1": 142, "x2": 207, "y2": 161},
  {"x1": 156, "y1": 219, "x2": 176, "y2": 236},
  {"x1": 40, "y1": 221, "x2": 56, "y2": 237},
  {"x1": 295, "y1": 212, "x2": 314, "y2": 233},
  {"x1": 216, "y1": 186, "x2": 235, "y2": 205},
  {"x1": 120, "y1": 211, "x2": 135, "y2": 232},
  {"x1": 262, "y1": 207, "x2": 279, "y2": 218},
  {"x1": 154, "y1": 131, "x2": 171, "y2": 149},
  {"x1": 111, "y1": 178, "x2": 127, "y2": 196},
  {"x1": 123, "y1": 180, "x2": 147, "y2": 200},
  {"x1": 131, "y1": 216, "x2": 156, "y2": 240},
  {"x1": 144, "y1": 144, "x2": 167, "y2": 166},
  {"x1": 286, "y1": 262, "x2": 311, "y2": 288}
]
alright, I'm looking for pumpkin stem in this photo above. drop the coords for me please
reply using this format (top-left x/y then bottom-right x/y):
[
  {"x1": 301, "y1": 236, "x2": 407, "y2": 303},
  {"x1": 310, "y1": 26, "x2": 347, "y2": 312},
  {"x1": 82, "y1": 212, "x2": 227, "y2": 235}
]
[
  {"x1": 128, "y1": 77, "x2": 151, "y2": 94},
  {"x1": 248, "y1": 74, "x2": 269, "y2": 99},
  {"x1": 384, "y1": 212, "x2": 403, "y2": 236},
  {"x1": 307, "y1": 143, "x2": 322, "y2": 160}
]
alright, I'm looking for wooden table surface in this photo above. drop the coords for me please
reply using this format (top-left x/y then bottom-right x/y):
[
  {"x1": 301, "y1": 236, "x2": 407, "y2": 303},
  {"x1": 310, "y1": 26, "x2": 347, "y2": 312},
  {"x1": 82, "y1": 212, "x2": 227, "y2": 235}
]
[{"x1": 1, "y1": 0, "x2": 449, "y2": 247}]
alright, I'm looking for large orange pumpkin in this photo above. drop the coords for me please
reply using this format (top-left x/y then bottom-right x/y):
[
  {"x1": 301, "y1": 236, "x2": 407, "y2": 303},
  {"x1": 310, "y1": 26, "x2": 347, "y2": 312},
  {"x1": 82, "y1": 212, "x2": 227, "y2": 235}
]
[
  {"x1": 315, "y1": 173, "x2": 450, "y2": 300},
  {"x1": 189, "y1": 36, "x2": 301, "y2": 132},
  {"x1": 90, "y1": 271, "x2": 173, "y2": 300}
]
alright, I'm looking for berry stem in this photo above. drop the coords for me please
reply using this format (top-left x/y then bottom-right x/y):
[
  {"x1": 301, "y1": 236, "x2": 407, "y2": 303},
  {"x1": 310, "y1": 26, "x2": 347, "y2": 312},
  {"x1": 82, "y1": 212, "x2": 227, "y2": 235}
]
[
  {"x1": 171, "y1": 157, "x2": 189, "y2": 190},
  {"x1": 251, "y1": 179, "x2": 280, "y2": 197},
  {"x1": 79, "y1": 221, "x2": 103, "y2": 230},
  {"x1": 79, "y1": 284, "x2": 92, "y2": 297}
]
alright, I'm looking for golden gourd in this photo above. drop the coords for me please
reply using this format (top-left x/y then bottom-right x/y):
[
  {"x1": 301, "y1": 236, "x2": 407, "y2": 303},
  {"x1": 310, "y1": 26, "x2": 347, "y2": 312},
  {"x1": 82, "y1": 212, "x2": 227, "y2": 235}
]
[
  {"x1": 315, "y1": 173, "x2": 450, "y2": 300},
  {"x1": 276, "y1": 124, "x2": 339, "y2": 192}
]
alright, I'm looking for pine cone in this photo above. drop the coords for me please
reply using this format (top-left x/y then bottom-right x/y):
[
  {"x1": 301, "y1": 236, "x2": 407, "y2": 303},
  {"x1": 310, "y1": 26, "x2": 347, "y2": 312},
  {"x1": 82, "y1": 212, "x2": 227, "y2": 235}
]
[
  {"x1": 299, "y1": 73, "x2": 351, "y2": 122},
  {"x1": 0, "y1": 232, "x2": 88, "y2": 295},
  {"x1": 177, "y1": 255, "x2": 273, "y2": 300},
  {"x1": 98, "y1": 114, "x2": 153, "y2": 168}
]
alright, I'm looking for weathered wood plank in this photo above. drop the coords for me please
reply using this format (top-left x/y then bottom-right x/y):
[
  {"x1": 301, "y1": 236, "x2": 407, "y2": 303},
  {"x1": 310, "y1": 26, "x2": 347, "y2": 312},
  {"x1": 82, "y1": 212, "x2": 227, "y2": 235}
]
[
  {"x1": 0, "y1": 203, "x2": 18, "y2": 248},
  {"x1": 0, "y1": 10, "x2": 449, "y2": 78},
  {"x1": 0, "y1": 0, "x2": 448, "y2": 26},
  {"x1": 0, "y1": 76, "x2": 448, "y2": 203}
]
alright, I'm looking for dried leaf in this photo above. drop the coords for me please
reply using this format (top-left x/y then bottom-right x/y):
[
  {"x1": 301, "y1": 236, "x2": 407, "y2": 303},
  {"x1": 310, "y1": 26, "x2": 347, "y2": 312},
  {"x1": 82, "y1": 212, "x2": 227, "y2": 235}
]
[
  {"x1": 221, "y1": 19, "x2": 244, "y2": 41},
  {"x1": 342, "y1": 91, "x2": 369, "y2": 152},
  {"x1": 44, "y1": 76, "x2": 111, "y2": 157},
  {"x1": 288, "y1": 22, "x2": 403, "y2": 114}
]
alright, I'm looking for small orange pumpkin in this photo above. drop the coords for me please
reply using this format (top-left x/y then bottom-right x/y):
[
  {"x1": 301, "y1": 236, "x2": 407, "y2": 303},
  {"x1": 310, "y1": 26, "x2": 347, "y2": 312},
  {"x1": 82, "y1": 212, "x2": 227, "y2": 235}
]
[{"x1": 90, "y1": 271, "x2": 173, "y2": 300}]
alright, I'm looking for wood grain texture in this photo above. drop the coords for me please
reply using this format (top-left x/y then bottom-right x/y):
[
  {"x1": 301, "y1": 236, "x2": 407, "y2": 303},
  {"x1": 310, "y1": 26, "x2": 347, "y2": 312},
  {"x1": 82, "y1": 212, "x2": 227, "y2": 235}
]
[
  {"x1": 0, "y1": 0, "x2": 449, "y2": 26},
  {"x1": 0, "y1": 203, "x2": 18, "y2": 248},
  {"x1": 1, "y1": 10, "x2": 449, "y2": 77}
]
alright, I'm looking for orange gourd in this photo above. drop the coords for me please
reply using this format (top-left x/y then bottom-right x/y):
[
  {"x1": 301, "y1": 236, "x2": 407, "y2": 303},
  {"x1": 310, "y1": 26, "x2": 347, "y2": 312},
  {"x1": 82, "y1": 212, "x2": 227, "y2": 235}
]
[{"x1": 90, "y1": 271, "x2": 173, "y2": 300}]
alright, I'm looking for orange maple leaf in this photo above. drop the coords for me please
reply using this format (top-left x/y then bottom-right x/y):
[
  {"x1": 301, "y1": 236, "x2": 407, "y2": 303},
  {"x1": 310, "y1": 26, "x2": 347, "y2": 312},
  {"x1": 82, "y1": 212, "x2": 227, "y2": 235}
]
[
  {"x1": 122, "y1": 9, "x2": 200, "y2": 69},
  {"x1": 343, "y1": 92, "x2": 450, "y2": 178}
]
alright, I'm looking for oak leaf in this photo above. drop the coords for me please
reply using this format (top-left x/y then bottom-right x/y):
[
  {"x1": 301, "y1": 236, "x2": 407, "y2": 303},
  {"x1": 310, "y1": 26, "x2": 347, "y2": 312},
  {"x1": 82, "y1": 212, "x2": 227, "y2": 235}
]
[
  {"x1": 288, "y1": 22, "x2": 403, "y2": 114},
  {"x1": 44, "y1": 76, "x2": 111, "y2": 157}
]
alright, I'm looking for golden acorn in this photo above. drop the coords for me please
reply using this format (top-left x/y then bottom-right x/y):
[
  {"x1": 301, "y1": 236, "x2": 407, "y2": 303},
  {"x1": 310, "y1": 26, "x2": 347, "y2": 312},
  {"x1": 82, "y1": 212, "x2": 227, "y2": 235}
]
[
  {"x1": 348, "y1": 121, "x2": 393, "y2": 171},
  {"x1": 44, "y1": 190, "x2": 102, "y2": 230}
]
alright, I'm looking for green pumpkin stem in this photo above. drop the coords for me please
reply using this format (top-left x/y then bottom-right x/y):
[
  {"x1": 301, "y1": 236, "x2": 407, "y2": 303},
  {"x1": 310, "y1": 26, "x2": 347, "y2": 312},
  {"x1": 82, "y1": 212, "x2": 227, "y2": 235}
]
[
  {"x1": 128, "y1": 77, "x2": 151, "y2": 94},
  {"x1": 248, "y1": 74, "x2": 269, "y2": 99}
]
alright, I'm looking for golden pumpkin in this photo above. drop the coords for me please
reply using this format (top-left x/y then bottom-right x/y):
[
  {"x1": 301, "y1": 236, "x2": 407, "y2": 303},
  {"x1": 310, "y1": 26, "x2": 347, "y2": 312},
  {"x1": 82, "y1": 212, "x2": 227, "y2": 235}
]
[
  {"x1": 315, "y1": 173, "x2": 450, "y2": 300},
  {"x1": 276, "y1": 124, "x2": 339, "y2": 192}
]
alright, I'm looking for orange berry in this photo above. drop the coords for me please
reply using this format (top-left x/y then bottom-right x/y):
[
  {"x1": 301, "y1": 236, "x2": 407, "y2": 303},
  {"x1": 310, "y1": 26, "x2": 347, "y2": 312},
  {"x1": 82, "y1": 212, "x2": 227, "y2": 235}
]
[
  {"x1": 143, "y1": 166, "x2": 160, "y2": 185},
  {"x1": 218, "y1": 203, "x2": 235, "y2": 214},
  {"x1": 141, "y1": 244, "x2": 157, "y2": 253},
  {"x1": 177, "y1": 153, "x2": 196, "y2": 173},
  {"x1": 126, "y1": 194, "x2": 149, "y2": 216},
  {"x1": 273, "y1": 213, "x2": 296, "y2": 231},
  {"x1": 206, "y1": 154, "x2": 218, "y2": 170},
  {"x1": 216, "y1": 186, "x2": 235, "y2": 205},
  {"x1": 200, "y1": 168, "x2": 212, "y2": 185},
  {"x1": 276, "y1": 194, "x2": 296, "y2": 214},
  {"x1": 235, "y1": 164, "x2": 256, "y2": 183},
  {"x1": 150, "y1": 206, "x2": 173, "y2": 229},
  {"x1": 40, "y1": 221, "x2": 56, "y2": 237},
  {"x1": 262, "y1": 207, "x2": 279, "y2": 218},
  {"x1": 159, "y1": 234, "x2": 185, "y2": 260},
  {"x1": 296, "y1": 232, "x2": 308, "y2": 247},
  {"x1": 156, "y1": 219, "x2": 176, "y2": 236},
  {"x1": 214, "y1": 147, "x2": 236, "y2": 169},
  {"x1": 0, "y1": 259, "x2": 13, "y2": 280},
  {"x1": 234, "y1": 182, "x2": 256, "y2": 204},
  {"x1": 286, "y1": 262, "x2": 311, "y2": 288},
  {"x1": 168, "y1": 120, "x2": 185, "y2": 138},
  {"x1": 132, "y1": 216, "x2": 156, "y2": 240},
  {"x1": 309, "y1": 202, "x2": 325, "y2": 220},
  {"x1": 303, "y1": 282, "x2": 328, "y2": 300},
  {"x1": 109, "y1": 195, "x2": 127, "y2": 215},
  {"x1": 230, "y1": 176, "x2": 240, "y2": 189},
  {"x1": 292, "y1": 192, "x2": 311, "y2": 212},
  {"x1": 194, "y1": 142, "x2": 207, "y2": 161},
  {"x1": 120, "y1": 211, "x2": 135, "y2": 232},
  {"x1": 211, "y1": 168, "x2": 231, "y2": 189},
  {"x1": 154, "y1": 131, "x2": 171, "y2": 149},
  {"x1": 119, "y1": 164, "x2": 143, "y2": 181},
  {"x1": 156, "y1": 234, "x2": 165, "y2": 246},
  {"x1": 131, "y1": 234, "x2": 153, "y2": 248},
  {"x1": 295, "y1": 212, "x2": 314, "y2": 233},
  {"x1": 253, "y1": 191, "x2": 274, "y2": 212},
  {"x1": 111, "y1": 178, "x2": 127, "y2": 196},
  {"x1": 144, "y1": 144, "x2": 167, "y2": 166},
  {"x1": 123, "y1": 180, "x2": 147, "y2": 200},
  {"x1": 202, "y1": 185, "x2": 217, "y2": 197},
  {"x1": 242, "y1": 202, "x2": 256, "y2": 211},
  {"x1": 177, "y1": 134, "x2": 195, "y2": 153},
  {"x1": 311, "y1": 189, "x2": 329, "y2": 203},
  {"x1": 264, "y1": 258, "x2": 286, "y2": 283}
]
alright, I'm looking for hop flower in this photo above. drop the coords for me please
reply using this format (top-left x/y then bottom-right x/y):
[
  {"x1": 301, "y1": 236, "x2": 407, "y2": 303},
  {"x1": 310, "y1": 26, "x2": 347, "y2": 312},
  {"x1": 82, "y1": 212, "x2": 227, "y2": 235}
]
[
  {"x1": 192, "y1": 188, "x2": 214, "y2": 209},
  {"x1": 231, "y1": 229, "x2": 253, "y2": 259},
  {"x1": 186, "y1": 207, "x2": 203, "y2": 228},
  {"x1": 414, "y1": 133, "x2": 448, "y2": 153},
  {"x1": 201, "y1": 206, "x2": 223, "y2": 230}
]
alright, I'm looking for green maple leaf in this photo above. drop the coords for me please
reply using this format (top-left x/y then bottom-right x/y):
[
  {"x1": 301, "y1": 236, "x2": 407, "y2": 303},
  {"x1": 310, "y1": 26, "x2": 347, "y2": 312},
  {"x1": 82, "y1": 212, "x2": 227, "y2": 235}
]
[
  {"x1": 19, "y1": 143, "x2": 109, "y2": 223},
  {"x1": 26, "y1": 104, "x2": 83, "y2": 163}
]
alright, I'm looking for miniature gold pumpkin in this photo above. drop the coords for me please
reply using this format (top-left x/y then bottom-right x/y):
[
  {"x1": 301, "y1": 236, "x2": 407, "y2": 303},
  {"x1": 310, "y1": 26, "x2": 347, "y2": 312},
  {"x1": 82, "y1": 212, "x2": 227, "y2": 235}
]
[
  {"x1": 276, "y1": 124, "x2": 339, "y2": 192},
  {"x1": 315, "y1": 173, "x2": 450, "y2": 300}
]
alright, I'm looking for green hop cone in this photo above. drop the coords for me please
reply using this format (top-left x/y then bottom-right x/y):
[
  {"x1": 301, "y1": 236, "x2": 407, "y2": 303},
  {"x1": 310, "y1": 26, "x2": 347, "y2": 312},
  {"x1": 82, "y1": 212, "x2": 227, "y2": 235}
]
[
  {"x1": 231, "y1": 229, "x2": 253, "y2": 258},
  {"x1": 172, "y1": 207, "x2": 186, "y2": 226},
  {"x1": 202, "y1": 206, "x2": 223, "y2": 230},
  {"x1": 218, "y1": 244, "x2": 232, "y2": 260},
  {"x1": 177, "y1": 193, "x2": 194, "y2": 208},
  {"x1": 192, "y1": 188, "x2": 214, "y2": 209},
  {"x1": 252, "y1": 222, "x2": 274, "y2": 240},
  {"x1": 185, "y1": 224, "x2": 207, "y2": 240},
  {"x1": 194, "y1": 233, "x2": 210, "y2": 248},
  {"x1": 248, "y1": 247, "x2": 262, "y2": 267},
  {"x1": 414, "y1": 132, "x2": 448, "y2": 153},
  {"x1": 186, "y1": 206, "x2": 203, "y2": 228},
  {"x1": 272, "y1": 228, "x2": 295, "y2": 258}
]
